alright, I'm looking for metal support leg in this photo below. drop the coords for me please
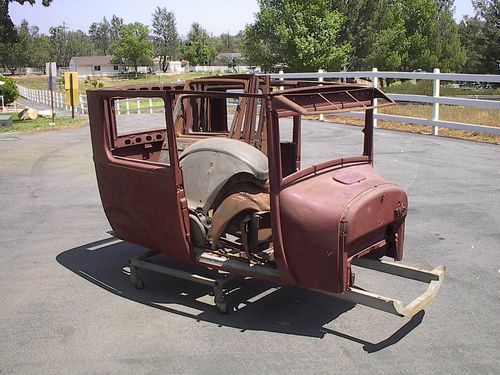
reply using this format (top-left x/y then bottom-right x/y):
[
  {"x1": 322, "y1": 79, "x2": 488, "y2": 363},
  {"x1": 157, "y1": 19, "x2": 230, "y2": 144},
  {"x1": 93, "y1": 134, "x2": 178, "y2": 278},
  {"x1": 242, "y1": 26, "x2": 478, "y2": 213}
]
[
  {"x1": 128, "y1": 250, "x2": 237, "y2": 314},
  {"x1": 129, "y1": 261, "x2": 144, "y2": 289},
  {"x1": 214, "y1": 280, "x2": 228, "y2": 314}
]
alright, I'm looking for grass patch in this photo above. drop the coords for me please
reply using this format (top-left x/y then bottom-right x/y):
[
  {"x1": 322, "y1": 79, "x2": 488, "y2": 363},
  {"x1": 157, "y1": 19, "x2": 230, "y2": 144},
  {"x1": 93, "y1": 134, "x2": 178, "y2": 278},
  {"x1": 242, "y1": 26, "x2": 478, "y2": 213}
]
[
  {"x1": 383, "y1": 80, "x2": 500, "y2": 96},
  {"x1": 326, "y1": 103, "x2": 500, "y2": 145},
  {"x1": 380, "y1": 104, "x2": 500, "y2": 128},
  {"x1": 0, "y1": 113, "x2": 88, "y2": 133}
]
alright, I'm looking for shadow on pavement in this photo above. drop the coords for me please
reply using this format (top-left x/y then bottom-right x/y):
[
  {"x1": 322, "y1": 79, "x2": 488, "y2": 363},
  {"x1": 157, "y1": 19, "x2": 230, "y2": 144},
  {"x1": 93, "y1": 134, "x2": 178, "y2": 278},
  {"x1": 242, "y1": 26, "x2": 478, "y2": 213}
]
[{"x1": 57, "y1": 237, "x2": 424, "y2": 351}]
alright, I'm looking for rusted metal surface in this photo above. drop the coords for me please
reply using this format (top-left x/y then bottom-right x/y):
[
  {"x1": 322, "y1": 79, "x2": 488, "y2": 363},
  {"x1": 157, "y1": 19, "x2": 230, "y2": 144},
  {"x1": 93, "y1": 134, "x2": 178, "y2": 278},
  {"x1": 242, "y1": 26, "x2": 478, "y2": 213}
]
[
  {"x1": 87, "y1": 74, "x2": 444, "y2": 317},
  {"x1": 208, "y1": 191, "x2": 270, "y2": 250}
]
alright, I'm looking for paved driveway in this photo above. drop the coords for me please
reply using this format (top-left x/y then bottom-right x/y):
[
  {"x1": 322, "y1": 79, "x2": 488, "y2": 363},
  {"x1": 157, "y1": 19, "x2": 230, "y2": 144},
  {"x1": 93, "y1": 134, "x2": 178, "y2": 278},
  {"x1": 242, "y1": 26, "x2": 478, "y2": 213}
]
[{"x1": 0, "y1": 119, "x2": 498, "y2": 374}]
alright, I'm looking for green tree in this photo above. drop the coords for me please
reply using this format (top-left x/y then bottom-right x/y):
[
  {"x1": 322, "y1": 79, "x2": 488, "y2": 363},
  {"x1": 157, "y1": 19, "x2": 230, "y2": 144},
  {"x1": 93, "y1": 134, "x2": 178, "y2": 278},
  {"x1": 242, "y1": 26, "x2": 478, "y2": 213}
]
[
  {"x1": 243, "y1": 0, "x2": 350, "y2": 72},
  {"x1": 364, "y1": 1, "x2": 408, "y2": 71},
  {"x1": 459, "y1": 16, "x2": 484, "y2": 73},
  {"x1": 110, "y1": 15, "x2": 124, "y2": 41},
  {"x1": 0, "y1": 20, "x2": 51, "y2": 72},
  {"x1": 181, "y1": 23, "x2": 217, "y2": 66},
  {"x1": 112, "y1": 22, "x2": 154, "y2": 76},
  {"x1": 0, "y1": 76, "x2": 19, "y2": 103},
  {"x1": 331, "y1": 0, "x2": 464, "y2": 71},
  {"x1": 0, "y1": 20, "x2": 32, "y2": 73},
  {"x1": 30, "y1": 34, "x2": 51, "y2": 66},
  {"x1": 0, "y1": 0, "x2": 52, "y2": 43},
  {"x1": 331, "y1": 0, "x2": 382, "y2": 70},
  {"x1": 436, "y1": 0, "x2": 455, "y2": 13},
  {"x1": 49, "y1": 25, "x2": 95, "y2": 66},
  {"x1": 459, "y1": 0, "x2": 499, "y2": 74},
  {"x1": 151, "y1": 6, "x2": 180, "y2": 72},
  {"x1": 436, "y1": 5, "x2": 465, "y2": 72},
  {"x1": 364, "y1": 0, "x2": 451, "y2": 72},
  {"x1": 214, "y1": 32, "x2": 243, "y2": 54},
  {"x1": 89, "y1": 17, "x2": 112, "y2": 55}
]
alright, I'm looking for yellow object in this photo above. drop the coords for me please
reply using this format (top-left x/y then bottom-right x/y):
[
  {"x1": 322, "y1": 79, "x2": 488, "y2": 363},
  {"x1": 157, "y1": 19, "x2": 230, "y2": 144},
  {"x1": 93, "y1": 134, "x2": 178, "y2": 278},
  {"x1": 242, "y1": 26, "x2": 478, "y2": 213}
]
[
  {"x1": 65, "y1": 89, "x2": 80, "y2": 106},
  {"x1": 64, "y1": 72, "x2": 79, "y2": 90},
  {"x1": 64, "y1": 72, "x2": 80, "y2": 106}
]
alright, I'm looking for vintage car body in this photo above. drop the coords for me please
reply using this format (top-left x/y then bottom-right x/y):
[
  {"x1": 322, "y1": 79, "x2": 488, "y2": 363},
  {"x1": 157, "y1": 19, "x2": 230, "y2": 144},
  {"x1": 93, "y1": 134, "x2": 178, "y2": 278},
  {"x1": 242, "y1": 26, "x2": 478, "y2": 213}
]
[{"x1": 87, "y1": 74, "x2": 444, "y2": 316}]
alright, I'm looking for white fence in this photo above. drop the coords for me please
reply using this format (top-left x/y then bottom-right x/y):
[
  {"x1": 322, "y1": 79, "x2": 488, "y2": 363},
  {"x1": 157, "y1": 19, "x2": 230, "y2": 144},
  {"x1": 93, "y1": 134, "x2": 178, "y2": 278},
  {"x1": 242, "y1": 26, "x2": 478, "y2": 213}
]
[
  {"x1": 18, "y1": 85, "x2": 88, "y2": 114},
  {"x1": 17, "y1": 69, "x2": 500, "y2": 135},
  {"x1": 114, "y1": 98, "x2": 165, "y2": 115},
  {"x1": 190, "y1": 65, "x2": 251, "y2": 73},
  {"x1": 271, "y1": 68, "x2": 500, "y2": 135}
]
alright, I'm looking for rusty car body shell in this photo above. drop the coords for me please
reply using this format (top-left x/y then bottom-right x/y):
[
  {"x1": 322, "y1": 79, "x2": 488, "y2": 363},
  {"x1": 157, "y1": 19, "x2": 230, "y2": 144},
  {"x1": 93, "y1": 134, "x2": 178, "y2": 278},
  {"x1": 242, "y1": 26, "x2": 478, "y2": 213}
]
[{"x1": 87, "y1": 74, "x2": 444, "y2": 316}]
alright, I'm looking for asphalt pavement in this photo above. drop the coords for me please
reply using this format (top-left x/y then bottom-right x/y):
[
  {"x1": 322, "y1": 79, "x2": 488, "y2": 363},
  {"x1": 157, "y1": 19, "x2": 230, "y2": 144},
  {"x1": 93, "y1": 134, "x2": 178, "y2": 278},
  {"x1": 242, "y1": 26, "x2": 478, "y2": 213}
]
[{"x1": 0, "y1": 109, "x2": 499, "y2": 374}]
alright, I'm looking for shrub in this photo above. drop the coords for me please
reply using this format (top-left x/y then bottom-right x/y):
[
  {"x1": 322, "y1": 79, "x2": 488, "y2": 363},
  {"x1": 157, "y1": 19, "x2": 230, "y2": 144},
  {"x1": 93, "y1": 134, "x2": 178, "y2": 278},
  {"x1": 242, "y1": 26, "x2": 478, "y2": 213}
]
[
  {"x1": 384, "y1": 80, "x2": 433, "y2": 95},
  {"x1": 84, "y1": 78, "x2": 104, "y2": 88},
  {"x1": 0, "y1": 77, "x2": 19, "y2": 104}
]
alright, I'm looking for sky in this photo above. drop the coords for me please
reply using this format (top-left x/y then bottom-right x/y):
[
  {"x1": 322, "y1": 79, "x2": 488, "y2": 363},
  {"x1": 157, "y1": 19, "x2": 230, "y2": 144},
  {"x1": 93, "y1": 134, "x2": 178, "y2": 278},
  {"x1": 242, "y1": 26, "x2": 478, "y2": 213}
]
[{"x1": 10, "y1": 0, "x2": 476, "y2": 37}]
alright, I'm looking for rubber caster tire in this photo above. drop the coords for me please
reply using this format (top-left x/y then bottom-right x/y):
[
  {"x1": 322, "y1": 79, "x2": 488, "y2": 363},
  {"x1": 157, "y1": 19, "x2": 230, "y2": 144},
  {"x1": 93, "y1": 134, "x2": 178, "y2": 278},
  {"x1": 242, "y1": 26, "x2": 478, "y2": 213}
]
[
  {"x1": 216, "y1": 302, "x2": 229, "y2": 314},
  {"x1": 134, "y1": 279, "x2": 144, "y2": 289}
]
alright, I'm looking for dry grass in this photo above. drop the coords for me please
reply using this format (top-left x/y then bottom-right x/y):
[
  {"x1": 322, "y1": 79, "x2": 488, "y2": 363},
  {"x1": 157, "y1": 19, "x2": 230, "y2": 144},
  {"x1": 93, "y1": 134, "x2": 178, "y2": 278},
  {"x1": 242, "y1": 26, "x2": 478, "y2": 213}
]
[
  {"x1": 325, "y1": 103, "x2": 500, "y2": 145},
  {"x1": 380, "y1": 104, "x2": 499, "y2": 128}
]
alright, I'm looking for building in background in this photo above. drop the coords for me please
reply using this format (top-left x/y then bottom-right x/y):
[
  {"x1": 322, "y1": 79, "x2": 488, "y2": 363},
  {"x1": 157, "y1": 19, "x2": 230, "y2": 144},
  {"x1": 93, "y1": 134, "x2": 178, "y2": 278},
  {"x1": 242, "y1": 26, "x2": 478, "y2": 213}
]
[{"x1": 68, "y1": 56, "x2": 124, "y2": 77}]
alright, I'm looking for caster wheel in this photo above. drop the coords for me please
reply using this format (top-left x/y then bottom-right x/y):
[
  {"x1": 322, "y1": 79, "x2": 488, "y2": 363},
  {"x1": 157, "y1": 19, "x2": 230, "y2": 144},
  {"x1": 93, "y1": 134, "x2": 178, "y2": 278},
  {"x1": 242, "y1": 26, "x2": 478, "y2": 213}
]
[
  {"x1": 134, "y1": 279, "x2": 144, "y2": 289},
  {"x1": 216, "y1": 302, "x2": 229, "y2": 314}
]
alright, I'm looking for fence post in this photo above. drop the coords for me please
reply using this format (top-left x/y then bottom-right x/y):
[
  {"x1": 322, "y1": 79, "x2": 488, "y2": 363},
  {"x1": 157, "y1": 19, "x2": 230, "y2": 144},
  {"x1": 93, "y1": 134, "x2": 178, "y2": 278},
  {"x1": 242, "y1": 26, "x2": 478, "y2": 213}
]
[
  {"x1": 279, "y1": 70, "x2": 284, "y2": 91},
  {"x1": 432, "y1": 68, "x2": 440, "y2": 136},
  {"x1": 137, "y1": 98, "x2": 141, "y2": 114},
  {"x1": 126, "y1": 99, "x2": 130, "y2": 115},
  {"x1": 372, "y1": 67, "x2": 379, "y2": 128},
  {"x1": 80, "y1": 94, "x2": 85, "y2": 114},
  {"x1": 149, "y1": 98, "x2": 153, "y2": 114},
  {"x1": 318, "y1": 69, "x2": 324, "y2": 121}
]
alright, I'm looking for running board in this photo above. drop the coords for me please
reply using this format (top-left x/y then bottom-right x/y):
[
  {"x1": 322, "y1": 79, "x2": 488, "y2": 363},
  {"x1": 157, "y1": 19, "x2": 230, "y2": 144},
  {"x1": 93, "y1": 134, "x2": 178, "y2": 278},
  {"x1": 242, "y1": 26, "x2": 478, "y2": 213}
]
[{"x1": 329, "y1": 259, "x2": 446, "y2": 317}]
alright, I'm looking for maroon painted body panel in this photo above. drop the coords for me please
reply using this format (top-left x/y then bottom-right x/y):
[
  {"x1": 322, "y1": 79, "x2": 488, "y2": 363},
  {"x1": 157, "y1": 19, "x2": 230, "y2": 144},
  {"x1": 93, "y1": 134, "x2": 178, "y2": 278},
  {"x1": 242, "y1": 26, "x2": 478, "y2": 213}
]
[
  {"x1": 95, "y1": 161, "x2": 193, "y2": 264},
  {"x1": 87, "y1": 75, "x2": 407, "y2": 295},
  {"x1": 279, "y1": 163, "x2": 407, "y2": 292},
  {"x1": 87, "y1": 89, "x2": 192, "y2": 264}
]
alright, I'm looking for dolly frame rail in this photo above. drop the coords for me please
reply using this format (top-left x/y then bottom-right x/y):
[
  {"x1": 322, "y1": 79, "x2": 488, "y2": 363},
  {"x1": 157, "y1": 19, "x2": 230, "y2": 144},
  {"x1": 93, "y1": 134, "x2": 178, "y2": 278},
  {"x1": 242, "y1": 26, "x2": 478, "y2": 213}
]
[{"x1": 128, "y1": 250, "x2": 236, "y2": 313}]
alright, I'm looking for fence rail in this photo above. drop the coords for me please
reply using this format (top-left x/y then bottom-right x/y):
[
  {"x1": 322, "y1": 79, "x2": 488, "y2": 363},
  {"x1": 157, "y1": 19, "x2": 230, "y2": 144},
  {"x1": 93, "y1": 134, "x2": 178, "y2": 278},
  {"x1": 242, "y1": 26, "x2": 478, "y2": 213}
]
[
  {"x1": 17, "y1": 68, "x2": 500, "y2": 135},
  {"x1": 18, "y1": 85, "x2": 88, "y2": 115},
  {"x1": 271, "y1": 68, "x2": 500, "y2": 135}
]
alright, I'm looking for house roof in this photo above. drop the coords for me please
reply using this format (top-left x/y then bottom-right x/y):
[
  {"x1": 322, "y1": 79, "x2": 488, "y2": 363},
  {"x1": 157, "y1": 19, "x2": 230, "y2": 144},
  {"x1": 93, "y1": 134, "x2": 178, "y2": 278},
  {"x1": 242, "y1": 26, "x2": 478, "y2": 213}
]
[{"x1": 70, "y1": 56, "x2": 120, "y2": 66}]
